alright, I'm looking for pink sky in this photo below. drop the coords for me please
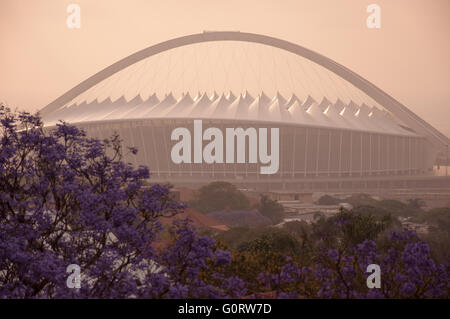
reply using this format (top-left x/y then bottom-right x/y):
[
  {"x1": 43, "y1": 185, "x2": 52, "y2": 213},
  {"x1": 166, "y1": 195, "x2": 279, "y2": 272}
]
[{"x1": 0, "y1": 0, "x2": 449, "y2": 137}]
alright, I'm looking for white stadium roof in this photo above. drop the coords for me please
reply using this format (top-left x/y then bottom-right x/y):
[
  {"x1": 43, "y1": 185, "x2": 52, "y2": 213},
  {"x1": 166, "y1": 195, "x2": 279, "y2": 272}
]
[{"x1": 42, "y1": 92, "x2": 417, "y2": 136}]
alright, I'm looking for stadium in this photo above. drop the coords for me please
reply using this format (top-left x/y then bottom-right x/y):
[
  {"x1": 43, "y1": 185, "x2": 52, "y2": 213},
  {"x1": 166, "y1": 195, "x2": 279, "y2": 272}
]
[{"x1": 39, "y1": 32, "x2": 449, "y2": 191}]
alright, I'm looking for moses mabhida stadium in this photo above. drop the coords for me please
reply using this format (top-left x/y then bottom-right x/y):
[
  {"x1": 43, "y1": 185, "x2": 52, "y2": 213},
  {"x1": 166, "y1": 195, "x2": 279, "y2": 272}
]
[{"x1": 38, "y1": 31, "x2": 450, "y2": 191}]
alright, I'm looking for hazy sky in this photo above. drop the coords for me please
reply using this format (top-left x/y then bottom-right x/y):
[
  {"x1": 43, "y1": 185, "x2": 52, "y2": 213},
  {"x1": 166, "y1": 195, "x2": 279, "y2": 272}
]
[{"x1": 1, "y1": 0, "x2": 449, "y2": 137}]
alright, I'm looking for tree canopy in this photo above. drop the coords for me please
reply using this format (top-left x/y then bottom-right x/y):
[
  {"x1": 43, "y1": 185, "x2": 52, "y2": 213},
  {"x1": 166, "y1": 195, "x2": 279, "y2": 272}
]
[{"x1": 189, "y1": 181, "x2": 250, "y2": 213}]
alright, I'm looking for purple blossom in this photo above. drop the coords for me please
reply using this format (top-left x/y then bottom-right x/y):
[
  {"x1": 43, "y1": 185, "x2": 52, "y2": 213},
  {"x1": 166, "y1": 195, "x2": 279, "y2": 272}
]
[
  {"x1": 214, "y1": 249, "x2": 232, "y2": 267},
  {"x1": 327, "y1": 249, "x2": 339, "y2": 263}
]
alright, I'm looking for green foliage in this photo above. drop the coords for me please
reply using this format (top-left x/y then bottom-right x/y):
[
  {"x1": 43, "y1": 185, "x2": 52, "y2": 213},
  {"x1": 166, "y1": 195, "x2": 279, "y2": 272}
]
[
  {"x1": 412, "y1": 207, "x2": 450, "y2": 263},
  {"x1": 210, "y1": 202, "x2": 450, "y2": 296},
  {"x1": 237, "y1": 231, "x2": 300, "y2": 256},
  {"x1": 257, "y1": 195, "x2": 285, "y2": 224},
  {"x1": 213, "y1": 208, "x2": 398, "y2": 294},
  {"x1": 282, "y1": 220, "x2": 312, "y2": 239},
  {"x1": 406, "y1": 198, "x2": 426, "y2": 210},
  {"x1": 208, "y1": 190, "x2": 449, "y2": 293},
  {"x1": 308, "y1": 209, "x2": 394, "y2": 250},
  {"x1": 313, "y1": 211, "x2": 324, "y2": 220},
  {"x1": 341, "y1": 211, "x2": 393, "y2": 246},
  {"x1": 208, "y1": 209, "x2": 271, "y2": 227},
  {"x1": 341, "y1": 193, "x2": 379, "y2": 207},
  {"x1": 227, "y1": 248, "x2": 288, "y2": 293},
  {"x1": 316, "y1": 194, "x2": 341, "y2": 205},
  {"x1": 350, "y1": 205, "x2": 388, "y2": 216},
  {"x1": 215, "y1": 226, "x2": 274, "y2": 250},
  {"x1": 375, "y1": 199, "x2": 422, "y2": 218},
  {"x1": 217, "y1": 208, "x2": 397, "y2": 259},
  {"x1": 213, "y1": 228, "x2": 299, "y2": 292},
  {"x1": 350, "y1": 205, "x2": 402, "y2": 230},
  {"x1": 421, "y1": 227, "x2": 450, "y2": 263},
  {"x1": 281, "y1": 220, "x2": 314, "y2": 257},
  {"x1": 189, "y1": 181, "x2": 250, "y2": 213},
  {"x1": 413, "y1": 207, "x2": 450, "y2": 227},
  {"x1": 319, "y1": 193, "x2": 425, "y2": 219}
]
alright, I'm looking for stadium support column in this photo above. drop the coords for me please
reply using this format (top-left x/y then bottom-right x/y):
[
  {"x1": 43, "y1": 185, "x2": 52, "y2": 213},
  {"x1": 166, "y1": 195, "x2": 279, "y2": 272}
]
[
  {"x1": 151, "y1": 125, "x2": 161, "y2": 178},
  {"x1": 316, "y1": 128, "x2": 320, "y2": 177},
  {"x1": 395, "y1": 136, "x2": 398, "y2": 175},
  {"x1": 360, "y1": 133, "x2": 363, "y2": 177},
  {"x1": 339, "y1": 130, "x2": 343, "y2": 177},
  {"x1": 292, "y1": 128, "x2": 296, "y2": 178},
  {"x1": 369, "y1": 134, "x2": 372, "y2": 176},
  {"x1": 349, "y1": 131, "x2": 353, "y2": 177},
  {"x1": 378, "y1": 134, "x2": 381, "y2": 176},
  {"x1": 408, "y1": 136, "x2": 413, "y2": 175},
  {"x1": 328, "y1": 131, "x2": 331, "y2": 177},
  {"x1": 447, "y1": 144, "x2": 449, "y2": 177},
  {"x1": 304, "y1": 128, "x2": 309, "y2": 177},
  {"x1": 387, "y1": 136, "x2": 390, "y2": 175}
]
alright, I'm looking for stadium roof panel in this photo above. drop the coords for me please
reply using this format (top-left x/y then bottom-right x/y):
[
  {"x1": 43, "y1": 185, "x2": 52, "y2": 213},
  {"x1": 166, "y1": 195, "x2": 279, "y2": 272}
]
[
  {"x1": 286, "y1": 94, "x2": 301, "y2": 109},
  {"x1": 41, "y1": 92, "x2": 418, "y2": 136}
]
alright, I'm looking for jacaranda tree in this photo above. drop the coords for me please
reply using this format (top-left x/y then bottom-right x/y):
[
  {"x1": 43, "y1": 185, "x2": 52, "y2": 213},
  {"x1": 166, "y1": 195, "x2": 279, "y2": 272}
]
[
  {"x1": 0, "y1": 106, "x2": 448, "y2": 298},
  {"x1": 257, "y1": 229, "x2": 449, "y2": 298},
  {"x1": 0, "y1": 106, "x2": 241, "y2": 298}
]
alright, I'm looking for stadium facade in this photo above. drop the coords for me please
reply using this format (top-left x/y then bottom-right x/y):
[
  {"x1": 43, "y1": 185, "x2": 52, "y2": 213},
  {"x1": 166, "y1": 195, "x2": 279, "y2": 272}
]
[{"x1": 39, "y1": 32, "x2": 449, "y2": 191}]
